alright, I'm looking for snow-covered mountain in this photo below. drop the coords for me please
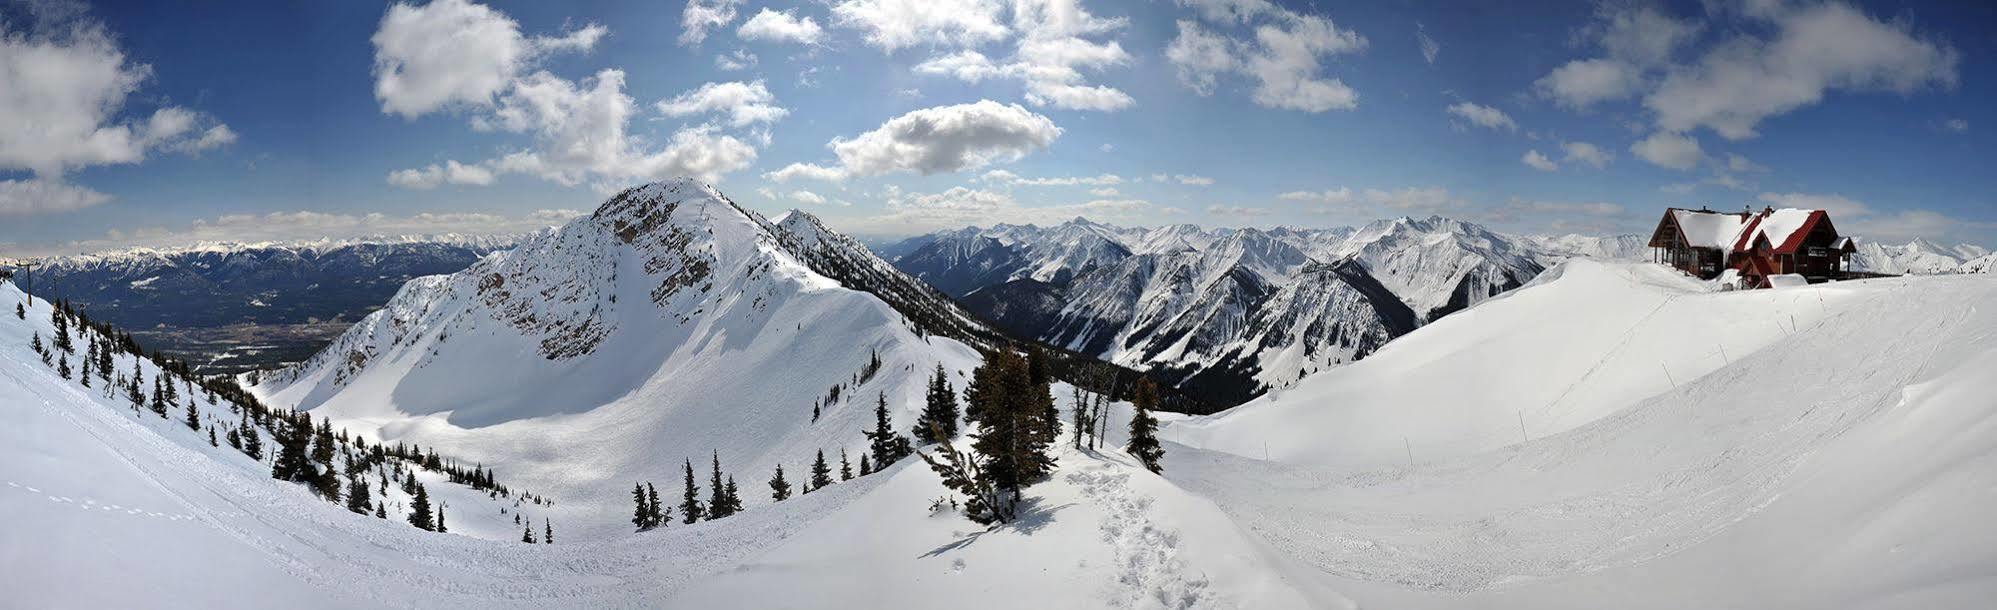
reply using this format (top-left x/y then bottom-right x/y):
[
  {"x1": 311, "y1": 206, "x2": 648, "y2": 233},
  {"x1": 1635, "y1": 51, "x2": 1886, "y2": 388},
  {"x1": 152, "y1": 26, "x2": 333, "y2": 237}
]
[
  {"x1": 250, "y1": 180, "x2": 996, "y2": 542},
  {"x1": 1849, "y1": 238, "x2": 1994, "y2": 275},
  {"x1": 894, "y1": 216, "x2": 1621, "y2": 404},
  {"x1": 13, "y1": 236, "x2": 526, "y2": 373}
]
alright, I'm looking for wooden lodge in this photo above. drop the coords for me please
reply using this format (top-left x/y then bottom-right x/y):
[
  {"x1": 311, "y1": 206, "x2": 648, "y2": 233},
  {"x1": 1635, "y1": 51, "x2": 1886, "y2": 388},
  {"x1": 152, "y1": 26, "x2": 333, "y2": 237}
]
[{"x1": 1647, "y1": 206, "x2": 1857, "y2": 289}]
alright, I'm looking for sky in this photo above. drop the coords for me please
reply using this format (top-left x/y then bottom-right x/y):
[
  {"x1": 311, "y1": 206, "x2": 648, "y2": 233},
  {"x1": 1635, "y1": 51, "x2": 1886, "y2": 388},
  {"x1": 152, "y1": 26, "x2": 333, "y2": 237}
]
[{"x1": 1, "y1": 0, "x2": 1993, "y2": 257}]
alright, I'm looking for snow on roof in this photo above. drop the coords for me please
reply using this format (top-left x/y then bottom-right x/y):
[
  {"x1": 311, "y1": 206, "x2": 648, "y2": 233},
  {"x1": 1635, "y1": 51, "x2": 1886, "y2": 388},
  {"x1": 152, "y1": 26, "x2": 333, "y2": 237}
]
[
  {"x1": 1671, "y1": 209, "x2": 1749, "y2": 249},
  {"x1": 1736, "y1": 208, "x2": 1819, "y2": 253}
]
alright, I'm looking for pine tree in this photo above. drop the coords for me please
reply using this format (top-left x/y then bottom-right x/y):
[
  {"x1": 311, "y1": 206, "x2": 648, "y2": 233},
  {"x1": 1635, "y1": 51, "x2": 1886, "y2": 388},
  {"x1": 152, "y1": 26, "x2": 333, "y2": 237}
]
[
  {"x1": 544, "y1": 519, "x2": 553, "y2": 544},
  {"x1": 632, "y1": 482, "x2": 652, "y2": 530},
  {"x1": 13, "y1": 302, "x2": 21, "y2": 320},
  {"x1": 30, "y1": 331, "x2": 43, "y2": 356},
  {"x1": 859, "y1": 454, "x2": 872, "y2": 477},
  {"x1": 184, "y1": 400, "x2": 200, "y2": 431},
  {"x1": 951, "y1": 350, "x2": 1058, "y2": 522},
  {"x1": 408, "y1": 484, "x2": 435, "y2": 531},
  {"x1": 57, "y1": 354, "x2": 70, "y2": 379},
  {"x1": 839, "y1": 448, "x2": 852, "y2": 481},
  {"x1": 808, "y1": 449, "x2": 832, "y2": 492},
  {"x1": 707, "y1": 451, "x2": 729, "y2": 520},
  {"x1": 207, "y1": 425, "x2": 217, "y2": 447},
  {"x1": 680, "y1": 459, "x2": 705, "y2": 524},
  {"x1": 521, "y1": 522, "x2": 535, "y2": 543},
  {"x1": 271, "y1": 415, "x2": 314, "y2": 483},
  {"x1": 865, "y1": 392, "x2": 914, "y2": 468},
  {"x1": 1126, "y1": 378, "x2": 1165, "y2": 474},
  {"x1": 376, "y1": 502, "x2": 386, "y2": 519},
  {"x1": 79, "y1": 347, "x2": 92, "y2": 387},
  {"x1": 722, "y1": 476, "x2": 740, "y2": 516},
  {"x1": 917, "y1": 365, "x2": 960, "y2": 444},
  {"x1": 52, "y1": 307, "x2": 72, "y2": 353},
  {"x1": 769, "y1": 463, "x2": 791, "y2": 501},
  {"x1": 436, "y1": 502, "x2": 447, "y2": 533},
  {"x1": 648, "y1": 482, "x2": 667, "y2": 526},
  {"x1": 919, "y1": 429, "x2": 1008, "y2": 524},
  {"x1": 239, "y1": 418, "x2": 263, "y2": 460},
  {"x1": 346, "y1": 479, "x2": 372, "y2": 514},
  {"x1": 811, "y1": 400, "x2": 820, "y2": 423}
]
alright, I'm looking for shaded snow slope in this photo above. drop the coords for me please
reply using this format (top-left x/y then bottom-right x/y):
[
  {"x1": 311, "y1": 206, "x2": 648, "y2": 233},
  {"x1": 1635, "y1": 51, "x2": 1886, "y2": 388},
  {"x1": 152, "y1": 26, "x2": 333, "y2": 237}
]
[{"x1": 1162, "y1": 262, "x2": 1997, "y2": 608}]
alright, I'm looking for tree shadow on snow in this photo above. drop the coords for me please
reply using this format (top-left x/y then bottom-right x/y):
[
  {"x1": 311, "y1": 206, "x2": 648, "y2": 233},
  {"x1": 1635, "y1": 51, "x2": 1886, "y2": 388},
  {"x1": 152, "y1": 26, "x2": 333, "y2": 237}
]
[{"x1": 919, "y1": 497, "x2": 1074, "y2": 558}]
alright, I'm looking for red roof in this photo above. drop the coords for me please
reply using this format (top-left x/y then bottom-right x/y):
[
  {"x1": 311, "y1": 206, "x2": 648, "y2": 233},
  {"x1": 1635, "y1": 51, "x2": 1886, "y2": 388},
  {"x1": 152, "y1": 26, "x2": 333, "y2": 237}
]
[{"x1": 1730, "y1": 209, "x2": 1828, "y2": 255}]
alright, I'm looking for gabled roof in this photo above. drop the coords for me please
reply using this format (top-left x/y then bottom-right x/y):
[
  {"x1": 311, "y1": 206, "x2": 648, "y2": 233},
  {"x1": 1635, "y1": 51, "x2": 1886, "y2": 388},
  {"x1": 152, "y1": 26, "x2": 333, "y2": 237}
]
[
  {"x1": 1651, "y1": 207, "x2": 1751, "y2": 249},
  {"x1": 1731, "y1": 208, "x2": 1827, "y2": 254}
]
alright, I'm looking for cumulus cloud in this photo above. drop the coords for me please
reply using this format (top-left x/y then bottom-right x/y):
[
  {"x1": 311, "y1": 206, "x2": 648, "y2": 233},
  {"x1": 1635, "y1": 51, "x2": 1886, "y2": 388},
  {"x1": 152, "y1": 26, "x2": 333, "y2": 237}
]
[
  {"x1": 908, "y1": 0, "x2": 1134, "y2": 111},
  {"x1": 0, "y1": 8, "x2": 234, "y2": 184},
  {"x1": 1523, "y1": 149, "x2": 1558, "y2": 171},
  {"x1": 371, "y1": 0, "x2": 605, "y2": 118},
  {"x1": 1535, "y1": 58, "x2": 1642, "y2": 109},
  {"x1": 1630, "y1": 131, "x2": 1702, "y2": 170},
  {"x1": 714, "y1": 49, "x2": 758, "y2": 71},
  {"x1": 1648, "y1": 3, "x2": 1956, "y2": 140},
  {"x1": 1560, "y1": 141, "x2": 1612, "y2": 168},
  {"x1": 1165, "y1": 5, "x2": 1367, "y2": 113},
  {"x1": 385, "y1": 160, "x2": 497, "y2": 189},
  {"x1": 737, "y1": 8, "x2": 824, "y2": 45},
  {"x1": 764, "y1": 162, "x2": 847, "y2": 183},
  {"x1": 0, "y1": 179, "x2": 113, "y2": 215},
  {"x1": 1533, "y1": 5, "x2": 1697, "y2": 110},
  {"x1": 786, "y1": 189, "x2": 829, "y2": 205},
  {"x1": 680, "y1": 0, "x2": 746, "y2": 46},
  {"x1": 829, "y1": 0, "x2": 1008, "y2": 51},
  {"x1": 787, "y1": 101, "x2": 1060, "y2": 178},
  {"x1": 1446, "y1": 102, "x2": 1516, "y2": 131},
  {"x1": 656, "y1": 80, "x2": 788, "y2": 127}
]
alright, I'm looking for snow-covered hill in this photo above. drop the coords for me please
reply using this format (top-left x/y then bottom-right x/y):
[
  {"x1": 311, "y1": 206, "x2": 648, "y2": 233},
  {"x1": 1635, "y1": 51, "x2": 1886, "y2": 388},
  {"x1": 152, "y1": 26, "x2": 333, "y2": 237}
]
[
  {"x1": 894, "y1": 217, "x2": 1625, "y2": 404},
  {"x1": 1163, "y1": 261, "x2": 1997, "y2": 607}
]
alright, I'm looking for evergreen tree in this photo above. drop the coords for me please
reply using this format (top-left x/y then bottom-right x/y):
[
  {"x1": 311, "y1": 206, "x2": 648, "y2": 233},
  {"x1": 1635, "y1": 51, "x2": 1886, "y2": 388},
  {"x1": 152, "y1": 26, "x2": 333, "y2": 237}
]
[
  {"x1": 859, "y1": 454, "x2": 872, "y2": 477},
  {"x1": 51, "y1": 307, "x2": 72, "y2": 353},
  {"x1": 808, "y1": 449, "x2": 832, "y2": 492},
  {"x1": 57, "y1": 354, "x2": 70, "y2": 379},
  {"x1": 647, "y1": 483, "x2": 667, "y2": 527},
  {"x1": 271, "y1": 415, "x2": 314, "y2": 483},
  {"x1": 919, "y1": 430, "x2": 1008, "y2": 524},
  {"x1": 916, "y1": 365, "x2": 959, "y2": 444},
  {"x1": 436, "y1": 502, "x2": 446, "y2": 533},
  {"x1": 149, "y1": 376, "x2": 168, "y2": 417},
  {"x1": 407, "y1": 484, "x2": 435, "y2": 531},
  {"x1": 680, "y1": 459, "x2": 705, "y2": 524},
  {"x1": 839, "y1": 448, "x2": 852, "y2": 481},
  {"x1": 722, "y1": 476, "x2": 740, "y2": 516},
  {"x1": 376, "y1": 502, "x2": 386, "y2": 519},
  {"x1": 707, "y1": 451, "x2": 729, "y2": 520},
  {"x1": 79, "y1": 348, "x2": 92, "y2": 387},
  {"x1": 207, "y1": 425, "x2": 217, "y2": 447},
  {"x1": 953, "y1": 350, "x2": 1058, "y2": 521},
  {"x1": 811, "y1": 400, "x2": 820, "y2": 423},
  {"x1": 184, "y1": 400, "x2": 200, "y2": 431},
  {"x1": 769, "y1": 463, "x2": 791, "y2": 501},
  {"x1": 239, "y1": 418, "x2": 263, "y2": 460},
  {"x1": 346, "y1": 479, "x2": 372, "y2": 515},
  {"x1": 13, "y1": 302, "x2": 21, "y2": 320},
  {"x1": 544, "y1": 519, "x2": 553, "y2": 544},
  {"x1": 521, "y1": 522, "x2": 535, "y2": 543},
  {"x1": 865, "y1": 392, "x2": 914, "y2": 468},
  {"x1": 632, "y1": 482, "x2": 652, "y2": 530},
  {"x1": 1126, "y1": 378, "x2": 1166, "y2": 474}
]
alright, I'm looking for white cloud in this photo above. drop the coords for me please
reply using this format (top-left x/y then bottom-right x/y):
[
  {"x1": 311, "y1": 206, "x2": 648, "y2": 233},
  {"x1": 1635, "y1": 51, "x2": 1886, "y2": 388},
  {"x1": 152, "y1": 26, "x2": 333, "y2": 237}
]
[
  {"x1": 714, "y1": 49, "x2": 758, "y2": 71},
  {"x1": 385, "y1": 160, "x2": 497, "y2": 189},
  {"x1": 1089, "y1": 186, "x2": 1119, "y2": 197},
  {"x1": 1165, "y1": 8, "x2": 1367, "y2": 113},
  {"x1": 908, "y1": 1, "x2": 1134, "y2": 112},
  {"x1": 1535, "y1": 58, "x2": 1642, "y2": 109},
  {"x1": 0, "y1": 10, "x2": 234, "y2": 182},
  {"x1": 995, "y1": 173, "x2": 1124, "y2": 186},
  {"x1": 1416, "y1": 22, "x2": 1439, "y2": 65},
  {"x1": 1276, "y1": 187, "x2": 1353, "y2": 204},
  {"x1": 680, "y1": 0, "x2": 746, "y2": 46},
  {"x1": 1560, "y1": 141, "x2": 1612, "y2": 168},
  {"x1": 371, "y1": 0, "x2": 604, "y2": 118},
  {"x1": 1756, "y1": 191, "x2": 1995, "y2": 244},
  {"x1": 1446, "y1": 102, "x2": 1516, "y2": 131},
  {"x1": 1099, "y1": 143, "x2": 1114, "y2": 152},
  {"x1": 1647, "y1": 3, "x2": 1957, "y2": 139},
  {"x1": 1174, "y1": 174, "x2": 1214, "y2": 186},
  {"x1": 1630, "y1": 131, "x2": 1703, "y2": 170},
  {"x1": 0, "y1": 179, "x2": 112, "y2": 215},
  {"x1": 655, "y1": 80, "x2": 788, "y2": 127},
  {"x1": 1208, "y1": 204, "x2": 1271, "y2": 217},
  {"x1": 1523, "y1": 149, "x2": 1558, "y2": 171},
  {"x1": 1726, "y1": 153, "x2": 1769, "y2": 173},
  {"x1": 820, "y1": 100, "x2": 1060, "y2": 177},
  {"x1": 765, "y1": 162, "x2": 847, "y2": 183},
  {"x1": 26, "y1": 208, "x2": 586, "y2": 257},
  {"x1": 1756, "y1": 191, "x2": 1871, "y2": 218},
  {"x1": 786, "y1": 190, "x2": 829, "y2": 205},
  {"x1": 829, "y1": 0, "x2": 1008, "y2": 51},
  {"x1": 1943, "y1": 118, "x2": 1969, "y2": 133},
  {"x1": 737, "y1": 8, "x2": 824, "y2": 45}
]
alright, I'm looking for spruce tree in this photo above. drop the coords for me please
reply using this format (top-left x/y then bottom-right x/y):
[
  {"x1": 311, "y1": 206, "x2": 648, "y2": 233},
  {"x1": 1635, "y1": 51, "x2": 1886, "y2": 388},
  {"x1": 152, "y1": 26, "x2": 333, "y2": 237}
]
[
  {"x1": 239, "y1": 418, "x2": 263, "y2": 460},
  {"x1": 52, "y1": 307, "x2": 72, "y2": 353},
  {"x1": 521, "y1": 522, "x2": 535, "y2": 543},
  {"x1": 13, "y1": 302, "x2": 20, "y2": 319},
  {"x1": 271, "y1": 415, "x2": 313, "y2": 483},
  {"x1": 707, "y1": 451, "x2": 729, "y2": 520},
  {"x1": 185, "y1": 400, "x2": 200, "y2": 431},
  {"x1": 376, "y1": 502, "x2": 386, "y2": 519},
  {"x1": 916, "y1": 365, "x2": 959, "y2": 444},
  {"x1": 632, "y1": 482, "x2": 652, "y2": 530},
  {"x1": 544, "y1": 519, "x2": 553, "y2": 544},
  {"x1": 958, "y1": 350, "x2": 1057, "y2": 519},
  {"x1": 680, "y1": 459, "x2": 705, "y2": 524},
  {"x1": 808, "y1": 449, "x2": 832, "y2": 492},
  {"x1": 769, "y1": 463, "x2": 791, "y2": 501},
  {"x1": 1126, "y1": 378, "x2": 1165, "y2": 474},
  {"x1": 57, "y1": 354, "x2": 70, "y2": 380},
  {"x1": 436, "y1": 503, "x2": 446, "y2": 533},
  {"x1": 207, "y1": 425, "x2": 217, "y2": 447},
  {"x1": 29, "y1": 331, "x2": 42, "y2": 357},
  {"x1": 647, "y1": 482, "x2": 667, "y2": 526},
  {"x1": 839, "y1": 448, "x2": 852, "y2": 481},
  {"x1": 346, "y1": 479, "x2": 372, "y2": 514},
  {"x1": 722, "y1": 476, "x2": 740, "y2": 516},
  {"x1": 865, "y1": 392, "x2": 914, "y2": 467},
  {"x1": 859, "y1": 454, "x2": 872, "y2": 477},
  {"x1": 407, "y1": 484, "x2": 435, "y2": 531}
]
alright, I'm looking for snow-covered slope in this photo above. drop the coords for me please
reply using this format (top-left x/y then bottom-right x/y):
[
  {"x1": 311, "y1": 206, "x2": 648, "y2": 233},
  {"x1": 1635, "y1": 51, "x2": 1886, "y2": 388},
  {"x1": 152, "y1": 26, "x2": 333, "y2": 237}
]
[
  {"x1": 1162, "y1": 261, "x2": 1997, "y2": 607},
  {"x1": 250, "y1": 180, "x2": 991, "y2": 541}
]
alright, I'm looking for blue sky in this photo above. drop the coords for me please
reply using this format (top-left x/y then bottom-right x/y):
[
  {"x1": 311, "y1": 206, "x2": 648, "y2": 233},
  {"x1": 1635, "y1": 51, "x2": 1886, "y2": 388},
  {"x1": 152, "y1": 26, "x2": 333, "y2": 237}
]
[{"x1": 1, "y1": 0, "x2": 1993, "y2": 256}]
